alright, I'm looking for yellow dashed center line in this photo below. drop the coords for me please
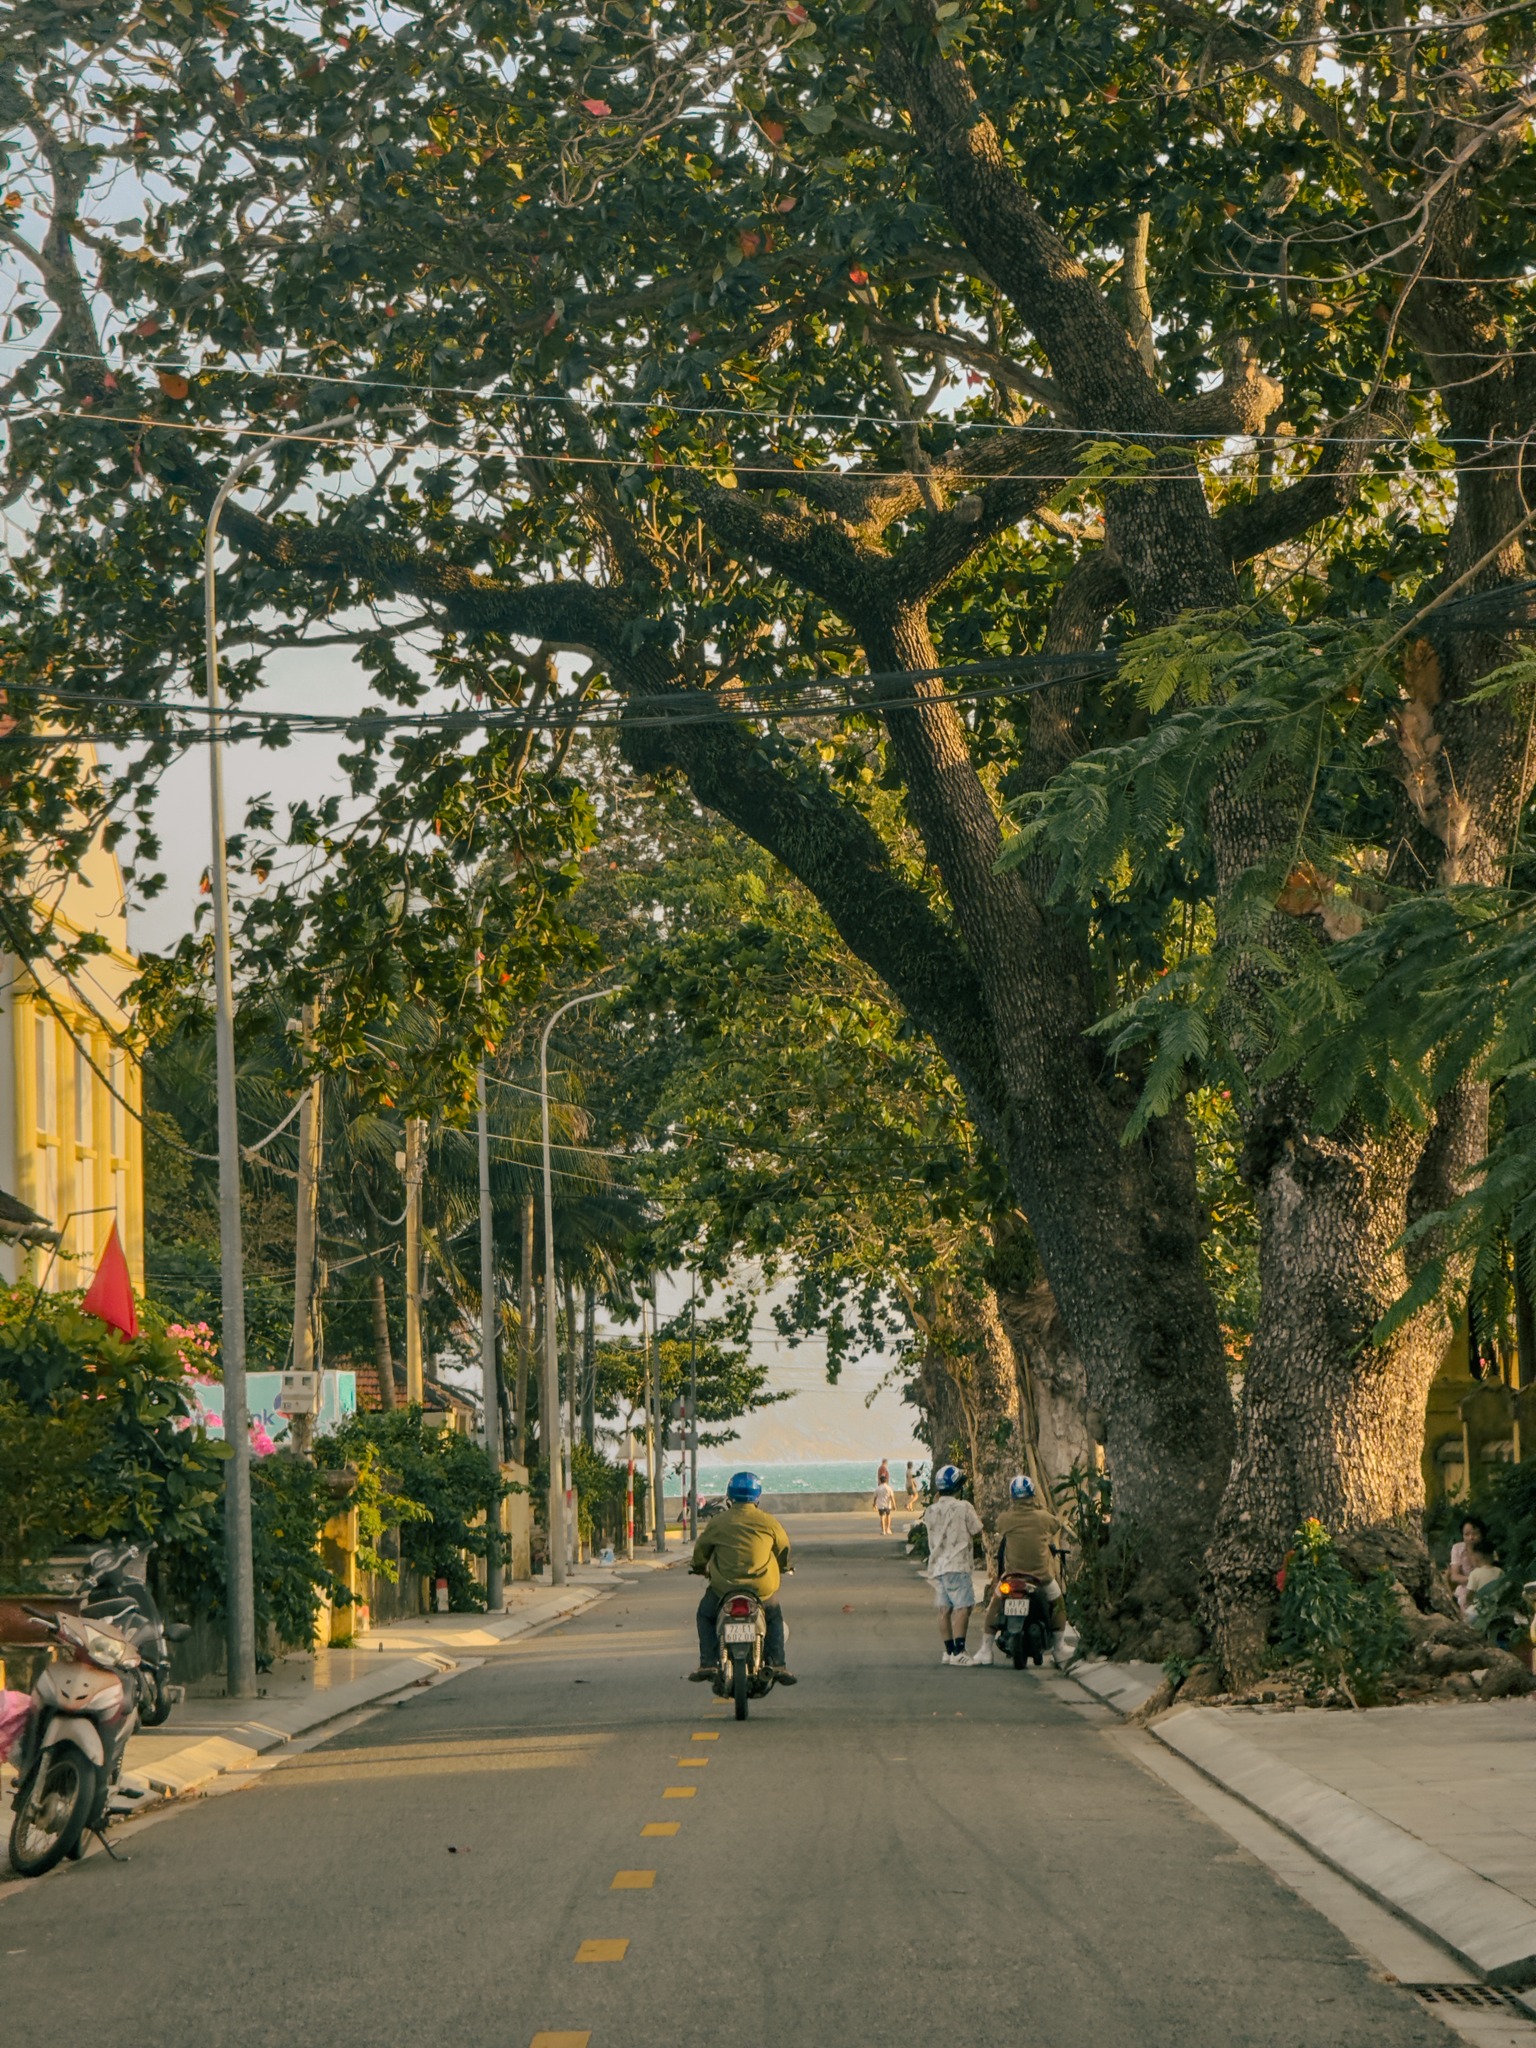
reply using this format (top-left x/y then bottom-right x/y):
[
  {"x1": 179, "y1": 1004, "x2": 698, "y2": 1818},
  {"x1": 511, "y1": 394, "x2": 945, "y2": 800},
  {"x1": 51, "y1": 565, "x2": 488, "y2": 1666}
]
[
  {"x1": 662, "y1": 1785, "x2": 696, "y2": 1798},
  {"x1": 642, "y1": 1821, "x2": 680, "y2": 1836},
  {"x1": 611, "y1": 1870, "x2": 655, "y2": 1889},
  {"x1": 531, "y1": 2035, "x2": 591, "y2": 2047},
  {"x1": 675, "y1": 1756, "x2": 708, "y2": 1766},
  {"x1": 574, "y1": 1938, "x2": 629, "y2": 1963},
  {"x1": 691, "y1": 1731, "x2": 719, "y2": 1741}
]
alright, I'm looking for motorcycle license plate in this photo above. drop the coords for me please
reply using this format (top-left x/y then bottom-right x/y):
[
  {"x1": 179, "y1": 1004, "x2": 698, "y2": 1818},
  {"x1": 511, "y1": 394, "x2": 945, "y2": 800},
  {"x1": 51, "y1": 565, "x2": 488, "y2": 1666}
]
[
  {"x1": 1004, "y1": 1599, "x2": 1029, "y2": 1615},
  {"x1": 722, "y1": 1622, "x2": 757, "y2": 1643}
]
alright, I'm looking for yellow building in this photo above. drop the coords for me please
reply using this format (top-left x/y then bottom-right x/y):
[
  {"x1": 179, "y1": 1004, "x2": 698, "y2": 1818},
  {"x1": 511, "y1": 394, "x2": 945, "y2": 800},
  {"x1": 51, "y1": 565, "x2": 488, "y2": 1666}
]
[
  {"x1": 0, "y1": 756, "x2": 144, "y2": 1291},
  {"x1": 1424, "y1": 1317, "x2": 1531, "y2": 1511}
]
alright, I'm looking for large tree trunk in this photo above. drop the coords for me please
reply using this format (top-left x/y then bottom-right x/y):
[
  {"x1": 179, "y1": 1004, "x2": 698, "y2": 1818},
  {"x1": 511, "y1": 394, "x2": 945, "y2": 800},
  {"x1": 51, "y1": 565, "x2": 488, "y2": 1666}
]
[
  {"x1": 905, "y1": 1281, "x2": 1025, "y2": 1523},
  {"x1": 1206, "y1": 1099, "x2": 1458, "y2": 1682},
  {"x1": 994, "y1": 1277, "x2": 1095, "y2": 1497}
]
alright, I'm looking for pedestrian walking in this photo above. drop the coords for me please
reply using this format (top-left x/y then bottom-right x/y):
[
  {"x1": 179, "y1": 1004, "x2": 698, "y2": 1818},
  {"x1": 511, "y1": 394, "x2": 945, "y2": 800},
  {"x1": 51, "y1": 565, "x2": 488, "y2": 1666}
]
[
  {"x1": 905, "y1": 1461, "x2": 921, "y2": 1510},
  {"x1": 922, "y1": 1465, "x2": 983, "y2": 1664},
  {"x1": 874, "y1": 1473, "x2": 896, "y2": 1534}
]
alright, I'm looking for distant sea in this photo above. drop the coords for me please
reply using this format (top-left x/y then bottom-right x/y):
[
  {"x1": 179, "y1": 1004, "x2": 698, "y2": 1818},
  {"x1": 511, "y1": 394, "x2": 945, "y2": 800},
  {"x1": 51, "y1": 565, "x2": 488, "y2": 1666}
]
[{"x1": 672, "y1": 1459, "x2": 927, "y2": 1496}]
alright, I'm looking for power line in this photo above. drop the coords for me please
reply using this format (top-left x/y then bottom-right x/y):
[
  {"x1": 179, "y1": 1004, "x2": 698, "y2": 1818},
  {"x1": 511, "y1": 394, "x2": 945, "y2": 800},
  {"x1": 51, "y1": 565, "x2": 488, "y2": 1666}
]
[
  {"x1": 0, "y1": 336, "x2": 1515, "y2": 439},
  {"x1": 0, "y1": 655, "x2": 1109, "y2": 727},
  {"x1": 11, "y1": 379, "x2": 1535, "y2": 452},
  {"x1": 0, "y1": 675, "x2": 1118, "y2": 752},
  {"x1": 29, "y1": 400, "x2": 1494, "y2": 474}
]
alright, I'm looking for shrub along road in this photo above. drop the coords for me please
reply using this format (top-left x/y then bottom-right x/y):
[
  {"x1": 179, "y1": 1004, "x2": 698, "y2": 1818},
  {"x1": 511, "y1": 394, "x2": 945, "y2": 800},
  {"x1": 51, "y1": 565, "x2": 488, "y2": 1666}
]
[{"x1": 0, "y1": 1520, "x2": 1457, "y2": 2047}]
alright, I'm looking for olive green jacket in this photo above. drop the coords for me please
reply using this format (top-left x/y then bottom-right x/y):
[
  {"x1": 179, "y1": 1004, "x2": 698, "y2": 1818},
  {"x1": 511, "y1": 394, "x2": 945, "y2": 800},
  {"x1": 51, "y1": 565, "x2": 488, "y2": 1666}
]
[
  {"x1": 994, "y1": 1501, "x2": 1066, "y2": 1581},
  {"x1": 691, "y1": 1503, "x2": 792, "y2": 1598}
]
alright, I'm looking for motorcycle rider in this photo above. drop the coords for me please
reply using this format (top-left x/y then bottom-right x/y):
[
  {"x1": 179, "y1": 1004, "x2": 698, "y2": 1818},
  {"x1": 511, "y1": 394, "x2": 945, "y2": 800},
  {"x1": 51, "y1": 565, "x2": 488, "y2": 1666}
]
[
  {"x1": 688, "y1": 1471, "x2": 797, "y2": 1684},
  {"x1": 922, "y1": 1464, "x2": 984, "y2": 1665},
  {"x1": 974, "y1": 1473, "x2": 1072, "y2": 1667}
]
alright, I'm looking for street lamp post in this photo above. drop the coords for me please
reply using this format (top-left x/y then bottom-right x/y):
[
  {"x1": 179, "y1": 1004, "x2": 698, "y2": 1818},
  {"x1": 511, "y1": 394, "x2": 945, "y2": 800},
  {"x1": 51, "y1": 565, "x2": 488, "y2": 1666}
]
[
  {"x1": 689, "y1": 1269, "x2": 699, "y2": 1543},
  {"x1": 203, "y1": 411, "x2": 358, "y2": 1699},
  {"x1": 477, "y1": 1060, "x2": 504, "y2": 1612},
  {"x1": 538, "y1": 985, "x2": 614, "y2": 1587}
]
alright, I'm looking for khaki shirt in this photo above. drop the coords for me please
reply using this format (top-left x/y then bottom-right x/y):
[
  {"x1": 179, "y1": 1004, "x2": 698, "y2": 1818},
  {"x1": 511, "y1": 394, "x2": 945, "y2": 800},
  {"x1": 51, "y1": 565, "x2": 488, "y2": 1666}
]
[
  {"x1": 691, "y1": 1503, "x2": 791, "y2": 1599},
  {"x1": 995, "y1": 1501, "x2": 1065, "y2": 1580}
]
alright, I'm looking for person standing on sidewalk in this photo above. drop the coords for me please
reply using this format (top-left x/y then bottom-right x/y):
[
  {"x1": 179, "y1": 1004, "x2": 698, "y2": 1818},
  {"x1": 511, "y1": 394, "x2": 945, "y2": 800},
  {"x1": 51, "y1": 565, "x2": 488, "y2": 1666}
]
[{"x1": 922, "y1": 1465, "x2": 983, "y2": 1665}]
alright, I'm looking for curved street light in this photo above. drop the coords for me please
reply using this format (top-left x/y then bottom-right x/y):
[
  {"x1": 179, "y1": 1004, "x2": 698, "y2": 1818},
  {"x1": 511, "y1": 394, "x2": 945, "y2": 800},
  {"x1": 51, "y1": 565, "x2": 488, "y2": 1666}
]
[{"x1": 538, "y1": 984, "x2": 618, "y2": 1586}]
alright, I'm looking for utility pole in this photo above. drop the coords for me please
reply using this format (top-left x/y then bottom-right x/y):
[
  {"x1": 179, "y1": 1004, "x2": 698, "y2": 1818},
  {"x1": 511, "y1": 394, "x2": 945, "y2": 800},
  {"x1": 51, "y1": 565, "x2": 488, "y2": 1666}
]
[
  {"x1": 288, "y1": 1001, "x2": 323, "y2": 1462},
  {"x1": 403, "y1": 1114, "x2": 425, "y2": 1404},
  {"x1": 539, "y1": 984, "x2": 614, "y2": 1588},
  {"x1": 689, "y1": 1269, "x2": 700, "y2": 1542},
  {"x1": 641, "y1": 1303, "x2": 658, "y2": 1550},
  {"x1": 581, "y1": 1280, "x2": 596, "y2": 1450},
  {"x1": 515, "y1": 1191, "x2": 534, "y2": 1464},
  {"x1": 650, "y1": 1289, "x2": 666, "y2": 1554},
  {"x1": 476, "y1": 1061, "x2": 504, "y2": 1612},
  {"x1": 563, "y1": 1275, "x2": 579, "y2": 1575},
  {"x1": 624, "y1": 1423, "x2": 635, "y2": 1561},
  {"x1": 202, "y1": 410, "x2": 367, "y2": 1698}
]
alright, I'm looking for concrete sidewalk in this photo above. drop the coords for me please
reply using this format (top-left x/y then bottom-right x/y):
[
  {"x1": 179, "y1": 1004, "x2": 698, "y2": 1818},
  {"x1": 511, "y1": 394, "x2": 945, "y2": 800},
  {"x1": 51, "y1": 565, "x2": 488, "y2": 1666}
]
[
  {"x1": 3, "y1": 1559, "x2": 677, "y2": 1830},
  {"x1": 1071, "y1": 1658, "x2": 1536, "y2": 1989}
]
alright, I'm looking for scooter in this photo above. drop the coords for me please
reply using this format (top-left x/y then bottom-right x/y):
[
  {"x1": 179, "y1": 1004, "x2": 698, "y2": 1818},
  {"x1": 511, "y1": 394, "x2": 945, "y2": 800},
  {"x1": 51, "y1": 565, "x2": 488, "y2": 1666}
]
[
  {"x1": 76, "y1": 1542, "x2": 188, "y2": 1727},
  {"x1": 7, "y1": 1606, "x2": 143, "y2": 1876},
  {"x1": 712, "y1": 1590, "x2": 779, "y2": 1720},
  {"x1": 994, "y1": 1572, "x2": 1053, "y2": 1668}
]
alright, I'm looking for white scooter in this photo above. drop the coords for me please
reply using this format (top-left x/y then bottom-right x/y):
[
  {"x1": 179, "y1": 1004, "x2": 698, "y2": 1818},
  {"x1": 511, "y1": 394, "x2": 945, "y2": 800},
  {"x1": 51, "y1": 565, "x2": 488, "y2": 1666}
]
[{"x1": 7, "y1": 1606, "x2": 143, "y2": 1876}]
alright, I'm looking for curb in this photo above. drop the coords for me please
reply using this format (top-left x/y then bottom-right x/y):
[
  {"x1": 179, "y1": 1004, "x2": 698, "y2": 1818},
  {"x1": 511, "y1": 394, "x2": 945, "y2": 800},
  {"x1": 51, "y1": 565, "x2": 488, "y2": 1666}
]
[
  {"x1": 1152, "y1": 1708, "x2": 1536, "y2": 1990},
  {"x1": 1070, "y1": 1658, "x2": 1164, "y2": 1716},
  {"x1": 353, "y1": 1581, "x2": 609, "y2": 1654},
  {"x1": 1064, "y1": 1656, "x2": 1536, "y2": 1992},
  {"x1": 2, "y1": 1579, "x2": 624, "y2": 1887},
  {"x1": 134, "y1": 1650, "x2": 459, "y2": 1797},
  {"x1": 139, "y1": 1582, "x2": 615, "y2": 1797}
]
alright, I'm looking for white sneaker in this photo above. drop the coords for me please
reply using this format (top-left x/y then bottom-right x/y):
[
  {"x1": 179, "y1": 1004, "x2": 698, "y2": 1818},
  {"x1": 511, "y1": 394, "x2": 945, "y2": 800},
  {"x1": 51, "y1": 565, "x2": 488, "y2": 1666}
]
[
  {"x1": 972, "y1": 1638, "x2": 995, "y2": 1666},
  {"x1": 949, "y1": 1650, "x2": 973, "y2": 1666}
]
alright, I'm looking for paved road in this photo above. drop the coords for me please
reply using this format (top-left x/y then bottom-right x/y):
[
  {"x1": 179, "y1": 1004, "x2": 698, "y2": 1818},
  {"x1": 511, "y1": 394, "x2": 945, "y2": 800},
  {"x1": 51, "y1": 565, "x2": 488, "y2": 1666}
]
[{"x1": 1, "y1": 1518, "x2": 1448, "y2": 2048}]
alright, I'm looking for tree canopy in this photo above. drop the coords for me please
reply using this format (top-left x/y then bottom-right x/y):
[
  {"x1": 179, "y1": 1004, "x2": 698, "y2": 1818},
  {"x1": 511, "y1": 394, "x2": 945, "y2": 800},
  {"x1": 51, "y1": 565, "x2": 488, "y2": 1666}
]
[{"x1": 5, "y1": 0, "x2": 1535, "y2": 1673}]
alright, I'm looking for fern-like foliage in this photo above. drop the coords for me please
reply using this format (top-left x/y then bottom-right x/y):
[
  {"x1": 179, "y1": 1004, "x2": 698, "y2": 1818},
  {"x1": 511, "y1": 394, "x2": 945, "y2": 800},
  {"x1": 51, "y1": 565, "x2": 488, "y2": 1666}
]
[
  {"x1": 1264, "y1": 884, "x2": 1536, "y2": 1333},
  {"x1": 998, "y1": 611, "x2": 1397, "y2": 1132}
]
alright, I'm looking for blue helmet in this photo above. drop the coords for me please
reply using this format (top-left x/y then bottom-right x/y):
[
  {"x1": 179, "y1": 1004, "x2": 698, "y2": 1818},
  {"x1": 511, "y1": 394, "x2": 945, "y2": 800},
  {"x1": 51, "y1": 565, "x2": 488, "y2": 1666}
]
[
  {"x1": 934, "y1": 1464, "x2": 963, "y2": 1496},
  {"x1": 1009, "y1": 1474, "x2": 1036, "y2": 1501},
  {"x1": 726, "y1": 1471, "x2": 763, "y2": 1504}
]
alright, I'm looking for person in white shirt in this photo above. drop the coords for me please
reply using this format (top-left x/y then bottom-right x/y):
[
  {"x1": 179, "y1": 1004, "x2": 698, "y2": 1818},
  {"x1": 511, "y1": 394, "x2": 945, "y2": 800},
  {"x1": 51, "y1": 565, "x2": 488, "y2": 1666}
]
[
  {"x1": 873, "y1": 1475, "x2": 897, "y2": 1534},
  {"x1": 922, "y1": 1464, "x2": 984, "y2": 1665}
]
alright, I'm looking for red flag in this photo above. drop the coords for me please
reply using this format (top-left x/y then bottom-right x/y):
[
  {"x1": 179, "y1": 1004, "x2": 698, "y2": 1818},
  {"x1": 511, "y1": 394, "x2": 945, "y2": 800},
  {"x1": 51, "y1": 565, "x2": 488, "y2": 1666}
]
[{"x1": 82, "y1": 1222, "x2": 138, "y2": 1340}]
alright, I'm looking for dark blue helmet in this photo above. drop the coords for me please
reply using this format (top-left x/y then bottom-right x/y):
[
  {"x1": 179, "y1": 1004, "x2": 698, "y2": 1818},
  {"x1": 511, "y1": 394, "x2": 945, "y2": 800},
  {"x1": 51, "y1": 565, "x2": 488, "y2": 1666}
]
[
  {"x1": 726, "y1": 1471, "x2": 763, "y2": 1504},
  {"x1": 935, "y1": 1464, "x2": 963, "y2": 1495}
]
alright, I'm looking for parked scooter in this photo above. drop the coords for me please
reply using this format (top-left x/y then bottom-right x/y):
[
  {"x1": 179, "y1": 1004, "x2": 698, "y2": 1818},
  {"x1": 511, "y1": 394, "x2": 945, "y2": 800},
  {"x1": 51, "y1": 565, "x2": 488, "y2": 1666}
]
[
  {"x1": 7, "y1": 1606, "x2": 143, "y2": 1875},
  {"x1": 994, "y1": 1572, "x2": 1052, "y2": 1669},
  {"x1": 76, "y1": 1542, "x2": 188, "y2": 1727}
]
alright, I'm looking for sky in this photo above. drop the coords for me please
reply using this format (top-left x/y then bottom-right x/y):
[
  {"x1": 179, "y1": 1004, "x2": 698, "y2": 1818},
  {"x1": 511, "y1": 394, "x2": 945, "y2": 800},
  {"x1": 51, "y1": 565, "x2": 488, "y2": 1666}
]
[{"x1": 123, "y1": 645, "x2": 925, "y2": 1467}]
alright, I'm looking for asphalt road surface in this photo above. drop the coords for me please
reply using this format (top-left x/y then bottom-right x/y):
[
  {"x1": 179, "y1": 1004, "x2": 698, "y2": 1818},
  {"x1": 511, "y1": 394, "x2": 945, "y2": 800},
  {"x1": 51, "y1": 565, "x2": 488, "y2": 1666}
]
[{"x1": 0, "y1": 1517, "x2": 1452, "y2": 2048}]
